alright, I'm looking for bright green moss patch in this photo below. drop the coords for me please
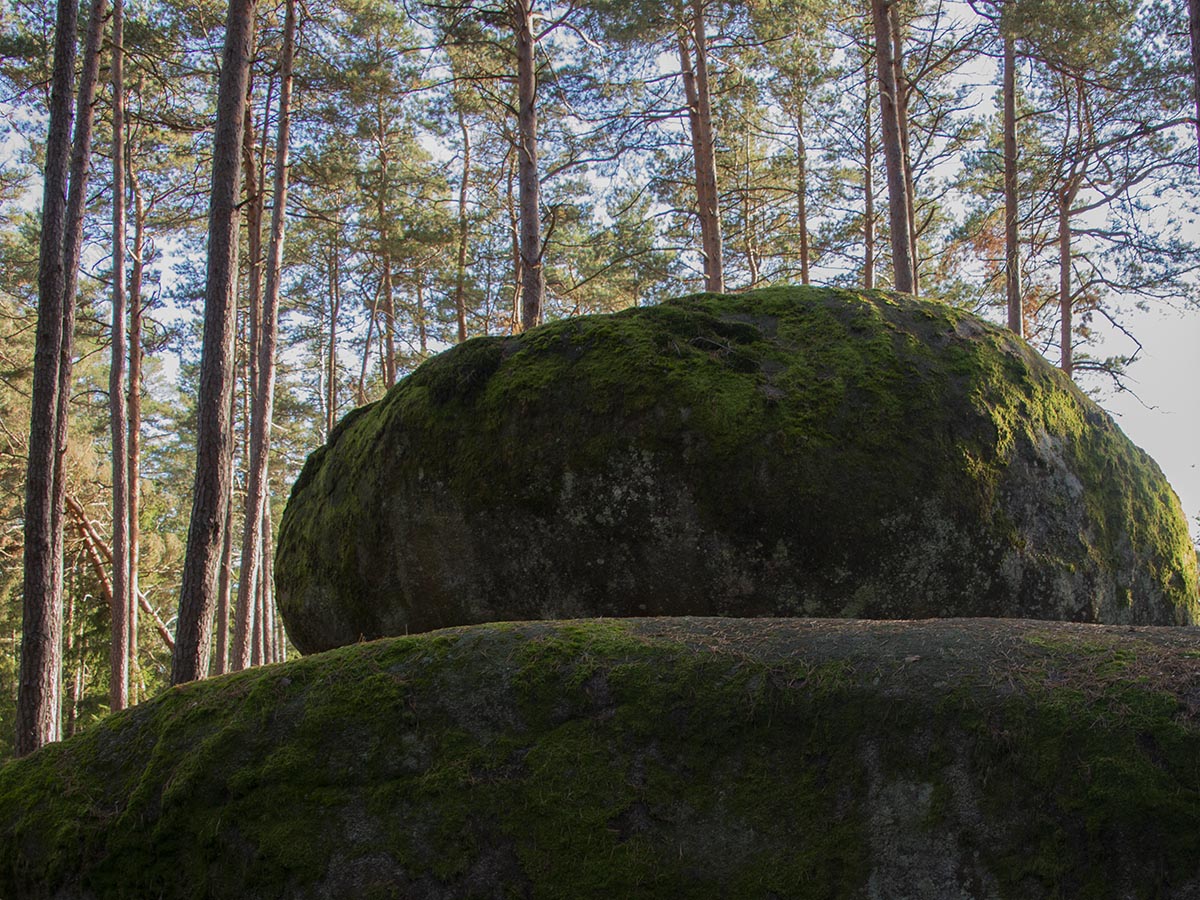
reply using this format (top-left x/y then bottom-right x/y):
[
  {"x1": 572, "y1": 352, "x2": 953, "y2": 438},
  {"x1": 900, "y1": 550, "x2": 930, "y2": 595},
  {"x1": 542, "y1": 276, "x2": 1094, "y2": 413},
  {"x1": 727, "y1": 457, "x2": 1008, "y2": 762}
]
[
  {"x1": 3, "y1": 618, "x2": 1200, "y2": 899},
  {"x1": 277, "y1": 287, "x2": 1199, "y2": 653}
]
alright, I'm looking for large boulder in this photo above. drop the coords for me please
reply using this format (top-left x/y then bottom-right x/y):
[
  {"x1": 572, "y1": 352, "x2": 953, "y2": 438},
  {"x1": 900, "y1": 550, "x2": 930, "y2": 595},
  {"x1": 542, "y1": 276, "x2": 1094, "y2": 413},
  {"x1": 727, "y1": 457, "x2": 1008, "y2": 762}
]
[
  {"x1": 277, "y1": 286, "x2": 1198, "y2": 653},
  {"x1": 4, "y1": 618, "x2": 1200, "y2": 899}
]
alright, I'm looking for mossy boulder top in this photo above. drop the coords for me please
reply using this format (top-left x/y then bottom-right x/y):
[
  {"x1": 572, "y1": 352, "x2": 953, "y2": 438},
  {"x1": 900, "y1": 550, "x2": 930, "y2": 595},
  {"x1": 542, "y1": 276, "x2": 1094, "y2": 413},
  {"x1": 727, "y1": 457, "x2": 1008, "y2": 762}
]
[{"x1": 276, "y1": 286, "x2": 1198, "y2": 653}]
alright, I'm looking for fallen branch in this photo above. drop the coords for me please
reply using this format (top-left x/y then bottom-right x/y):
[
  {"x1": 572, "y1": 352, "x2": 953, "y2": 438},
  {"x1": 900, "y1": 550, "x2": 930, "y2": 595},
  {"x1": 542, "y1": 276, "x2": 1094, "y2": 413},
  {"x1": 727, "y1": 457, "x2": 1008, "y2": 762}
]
[{"x1": 64, "y1": 493, "x2": 175, "y2": 652}]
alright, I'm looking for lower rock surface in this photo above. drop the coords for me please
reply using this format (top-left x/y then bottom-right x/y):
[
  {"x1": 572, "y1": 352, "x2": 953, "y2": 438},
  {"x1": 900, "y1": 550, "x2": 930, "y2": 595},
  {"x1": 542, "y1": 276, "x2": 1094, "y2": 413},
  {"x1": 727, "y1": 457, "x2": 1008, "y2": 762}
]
[{"x1": 3, "y1": 617, "x2": 1200, "y2": 899}]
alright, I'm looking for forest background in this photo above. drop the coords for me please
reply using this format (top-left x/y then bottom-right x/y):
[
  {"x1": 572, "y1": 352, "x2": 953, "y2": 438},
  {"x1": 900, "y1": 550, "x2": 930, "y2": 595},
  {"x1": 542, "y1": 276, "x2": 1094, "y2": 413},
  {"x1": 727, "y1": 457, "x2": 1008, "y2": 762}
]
[{"x1": 0, "y1": 0, "x2": 1198, "y2": 761}]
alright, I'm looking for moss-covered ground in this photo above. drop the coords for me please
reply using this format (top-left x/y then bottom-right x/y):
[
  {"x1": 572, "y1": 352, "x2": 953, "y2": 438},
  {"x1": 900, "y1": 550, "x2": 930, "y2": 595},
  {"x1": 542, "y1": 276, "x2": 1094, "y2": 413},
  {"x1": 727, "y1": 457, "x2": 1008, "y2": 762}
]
[
  {"x1": 3, "y1": 617, "x2": 1200, "y2": 899},
  {"x1": 277, "y1": 287, "x2": 1198, "y2": 652}
]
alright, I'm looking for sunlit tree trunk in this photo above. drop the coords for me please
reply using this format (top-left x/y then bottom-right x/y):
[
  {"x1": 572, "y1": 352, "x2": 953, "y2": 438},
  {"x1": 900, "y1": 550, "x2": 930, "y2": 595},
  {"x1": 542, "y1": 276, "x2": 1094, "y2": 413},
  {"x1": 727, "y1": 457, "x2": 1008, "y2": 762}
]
[
  {"x1": 173, "y1": 0, "x2": 258, "y2": 685},
  {"x1": 234, "y1": 0, "x2": 294, "y2": 671}
]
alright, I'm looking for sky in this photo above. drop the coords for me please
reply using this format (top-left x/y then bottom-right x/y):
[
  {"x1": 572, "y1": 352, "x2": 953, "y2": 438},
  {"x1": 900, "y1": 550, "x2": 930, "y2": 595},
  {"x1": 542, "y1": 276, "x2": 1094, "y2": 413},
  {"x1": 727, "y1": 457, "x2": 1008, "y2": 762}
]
[{"x1": 1089, "y1": 305, "x2": 1200, "y2": 545}]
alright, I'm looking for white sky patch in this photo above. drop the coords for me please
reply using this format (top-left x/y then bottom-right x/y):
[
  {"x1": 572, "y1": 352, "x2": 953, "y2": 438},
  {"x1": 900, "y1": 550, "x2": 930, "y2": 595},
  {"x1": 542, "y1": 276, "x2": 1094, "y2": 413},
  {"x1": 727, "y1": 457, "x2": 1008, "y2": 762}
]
[{"x1": 1087, "y1": 306, "x2": 1200, "y2": 544}]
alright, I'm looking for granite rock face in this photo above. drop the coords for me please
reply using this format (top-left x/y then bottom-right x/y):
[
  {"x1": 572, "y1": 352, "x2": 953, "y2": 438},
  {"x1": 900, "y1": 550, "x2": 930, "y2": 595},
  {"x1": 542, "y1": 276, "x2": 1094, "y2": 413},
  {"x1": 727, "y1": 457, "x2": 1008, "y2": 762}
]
[
  {"x1": 4, "y1": 619, "x2": 1200, "y2": 899},
  {"x1": 276, "y1": 286, "x2": 1198, "y2": 652}
]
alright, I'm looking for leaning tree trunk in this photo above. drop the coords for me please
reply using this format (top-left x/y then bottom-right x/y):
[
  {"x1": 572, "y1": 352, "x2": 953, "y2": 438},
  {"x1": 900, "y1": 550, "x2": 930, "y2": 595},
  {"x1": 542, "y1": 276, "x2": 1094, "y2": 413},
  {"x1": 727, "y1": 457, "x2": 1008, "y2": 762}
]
[
  {"x1": 233, "y1": 0, "x2": 294, "y2": 672},
  {"x1": 109, "y1": 0, "x2": 130, "y2": 712},
  {"x1": 17, "y1": 0, "x2": 79, "y2": 757},
  {"x1": 1003, "y1": 29, "x2": 1022, "y2": 336},
  {"x1": 870, "y1": 0, "x2": 914, "y2": 293},
  {"x1": 172, "y1": 0, "x2": 258, "y2": 685},
  {"x1": 515, "y1": 0, "x2": 544, "y2": 331}
]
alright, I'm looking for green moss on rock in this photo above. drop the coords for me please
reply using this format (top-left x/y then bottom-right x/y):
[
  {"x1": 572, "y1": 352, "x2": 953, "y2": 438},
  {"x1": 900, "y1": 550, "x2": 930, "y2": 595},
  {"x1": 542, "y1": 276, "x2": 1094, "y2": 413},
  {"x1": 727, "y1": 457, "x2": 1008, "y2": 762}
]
[
  {"x1": 4, "y1": 618, "x2": 1200, "y2": 899},
  {"x1": 277, "y1": 287, "x2": 1198, "y2": 652}
]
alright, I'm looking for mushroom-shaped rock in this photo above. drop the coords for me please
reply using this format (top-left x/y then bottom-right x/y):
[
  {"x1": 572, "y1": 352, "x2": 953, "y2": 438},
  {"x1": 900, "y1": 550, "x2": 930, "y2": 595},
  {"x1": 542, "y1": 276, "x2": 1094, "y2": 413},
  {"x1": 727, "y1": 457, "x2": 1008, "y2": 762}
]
[{"x1": 276, "y1": 287, "x2": 1198, "y2": 652}]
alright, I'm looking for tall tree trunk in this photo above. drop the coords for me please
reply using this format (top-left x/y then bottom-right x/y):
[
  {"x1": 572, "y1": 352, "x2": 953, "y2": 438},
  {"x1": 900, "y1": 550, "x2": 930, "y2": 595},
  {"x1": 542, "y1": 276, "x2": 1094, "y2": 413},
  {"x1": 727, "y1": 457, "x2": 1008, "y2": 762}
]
[
  {"x1": 1189, "y1": 0, "x2": 1200, "y2": 173},
  {"x1": 863, "y1": 56, "x2": 875, "y2": 290},
  {"x1": 505, "y1": 151, "x2": 521, "y2": 332},
  {"x1": 18, "y1": 0, "x2": 78, "y2": 757},
  {"x1": 870, "y1": 0, "x2": 914, "y2": 293},
  {"x1": 63, "y1": 588, "x2": 76, "y2": 737},
  {"x1": 233, "y1": 0, "x2": 294, "y2": 671},
  {"x1": 326, "y1": 243, "x2": 341, "y2": 439},
  {"x1": 380, "y1": 250, "x2": 395, "y2": 387},
  {"x1": 357, "y1": 284, "x2": 380, "y2": 404},
  {"x1": 263, "y1": 495, "x2": 280, "y2": 662},
  {"x1": 1002, "y1": 29, "x2": 1022, "y2": 336},
  {"x1": 416, "y1": 278, "x2": 428, "y2": 356},
  {"x1": 375, "y1": 101, "x2": 398, "y2": 388},
  {"x1": 796, "y1": 104, "x2": 809, "y2": 285},
  {"x1": 515, "y1": 0, "x2": 544, "y2": 330},
  {"x1": 213, "y1": 491, "x2": 234, "y2": 676},
  {"x1": 889, "y1": 1, "x2": 917, "y2": 294},
  {"x1": 127, "y1": 150, "x2": 145, "y2": 704},
  {"x1": 677, "y1": 0, "x2": 724, "y2": 292},
  {"x1": 1056, "y1": 174, "x2": 1083, "y2": 377},
  {"x1": 231, "y1": 87, "x2": 265, "y2": 672},
  {"x1": 17, "y1": 0, "x2": 104, "y2": 756},
  {"x1": 455, "y1": 109, "x2": 471, "y2": 343},
  {"x1": 1058, "y1": 193, "x2": 1071, "y2": 375},
  {"x1": 109, "y1": 0, "x2": 130, "y2": 712},
  {"x1": 172, "y1": 0, "x2": 258, "y2": 685}
]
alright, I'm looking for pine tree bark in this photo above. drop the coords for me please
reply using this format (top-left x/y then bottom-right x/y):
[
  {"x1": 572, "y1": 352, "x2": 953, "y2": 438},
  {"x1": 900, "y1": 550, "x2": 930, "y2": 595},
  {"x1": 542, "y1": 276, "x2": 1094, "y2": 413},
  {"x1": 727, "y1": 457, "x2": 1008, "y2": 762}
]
[
  {"x1": 233, "y1": 0, "x2": 294, "y2": 672},
  {"x1": 505, "y1": 151, "x2": 522, "y2": 332},
  {"x1": 109, "y1": 0, "x2": 130, "y2": 712},
  {"x1": 889, "y1": 2, "x2": 917, "y2": 294},
  {"x1": 326, "y1": 243, "x2": 340, "y2": 439},
  {"x1": 17, "y1": 0, "x2": 79, "y2": 757},
  {"x1": 1058, "y1": 194, "x2": 1072, "y2": 375},
  {"x1": 18, "y1": 0, "x2": 105, "y2": 755},
  {"x1": 231, "y1": 89, "x2": 265, "y2": 672},
  {"x1": 172, "y1": 0, "x2": 258, "y2": 685},
  {"x1": 871, "y1": 0, "x2": 914, "y2": 293},
  {"x1": 1002, "y1": 29, "x2": 1022, "y2": 336},
  {"x1": 796, "y1": 105, "x2": 809, "y2": 285},
  {"x1": 455, "y1": 108, "x2": 471, "y2": 343},
  {"x1": 863, "y1": 54, "x2": 876, "y2": 290},
  {"x1": 677, "y1": 0, "x2": 724, "y2": 292},
  {"x1": 515, "y1": 0, "x2": 544, "y2": 330},
  {"x1": 127, "y1": 151, "x2": 146, "y2": 702}
]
